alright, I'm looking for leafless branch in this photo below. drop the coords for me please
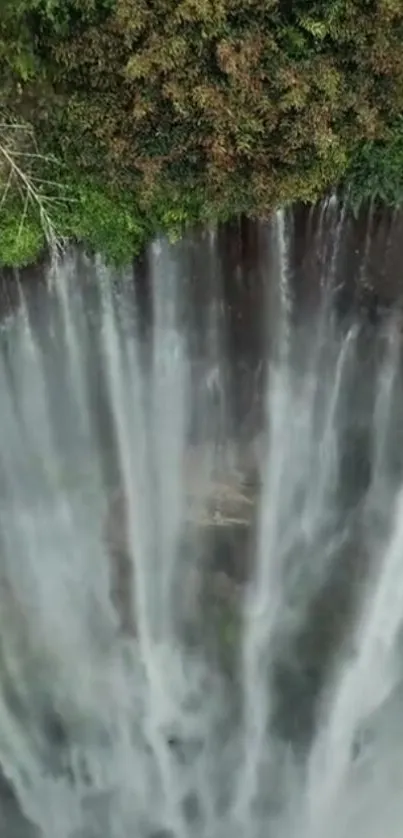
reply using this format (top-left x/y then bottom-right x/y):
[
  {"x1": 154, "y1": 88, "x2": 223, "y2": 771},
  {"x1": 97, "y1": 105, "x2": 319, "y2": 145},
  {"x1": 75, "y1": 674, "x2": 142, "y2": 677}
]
[{"x1": 0, "y1": 118, "x2": 67, "y2": 256}]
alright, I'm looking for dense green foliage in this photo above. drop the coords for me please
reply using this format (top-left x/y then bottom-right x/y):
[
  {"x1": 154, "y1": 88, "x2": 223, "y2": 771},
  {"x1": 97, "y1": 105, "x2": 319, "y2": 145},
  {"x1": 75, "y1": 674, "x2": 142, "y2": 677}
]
[
  {"x1": 1, "y1": 0, "x2": 403, "y2": 265},
  {"x1": 344, "y1": 117, "x2": 403, "y2": 213}
]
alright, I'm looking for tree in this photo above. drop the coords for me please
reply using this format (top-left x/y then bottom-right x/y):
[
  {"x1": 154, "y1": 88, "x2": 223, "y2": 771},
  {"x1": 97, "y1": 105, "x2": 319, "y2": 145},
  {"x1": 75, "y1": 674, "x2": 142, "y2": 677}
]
[{"x1": 1, "y1": 0, "x2": 403, "y2": 264}]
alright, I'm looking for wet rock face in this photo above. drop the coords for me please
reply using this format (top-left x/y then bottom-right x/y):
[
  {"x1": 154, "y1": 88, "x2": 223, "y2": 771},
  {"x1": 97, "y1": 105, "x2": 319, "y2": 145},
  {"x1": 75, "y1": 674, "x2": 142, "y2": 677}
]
[
  {"x1": 103, "y1": 450, "x2": 260, "y2": 639},
  {"x1": 103, "y1": 487, "x2": 127, "y2": 554},
  {"x1": 104, "y1": 489, "x2": 136, "y2": 636},
  {"x1": 109, "y1": 547, "x2": 136, "y2": 636},
  {"x1": 148, "y1": 829, "x2": 175, "y2": 838}
]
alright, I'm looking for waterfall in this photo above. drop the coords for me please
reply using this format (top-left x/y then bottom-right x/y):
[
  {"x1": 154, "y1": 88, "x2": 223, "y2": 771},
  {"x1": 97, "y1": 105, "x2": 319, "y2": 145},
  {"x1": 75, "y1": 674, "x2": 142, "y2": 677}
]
[{"x1": 0, "y1": 210, "x2": 402, "y2": 838}]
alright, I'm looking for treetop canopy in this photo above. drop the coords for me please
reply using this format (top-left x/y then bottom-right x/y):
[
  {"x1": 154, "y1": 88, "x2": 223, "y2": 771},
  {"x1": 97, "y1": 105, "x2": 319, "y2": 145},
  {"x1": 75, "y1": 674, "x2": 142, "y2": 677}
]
[{"x1": 1, "y1": 0, "x2": 403, "y2": 265}]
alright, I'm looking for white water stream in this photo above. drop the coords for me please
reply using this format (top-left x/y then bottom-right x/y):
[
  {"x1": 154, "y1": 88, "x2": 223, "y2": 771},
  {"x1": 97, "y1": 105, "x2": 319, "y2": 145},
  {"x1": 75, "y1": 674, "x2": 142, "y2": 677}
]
[{"x1": 0, "y1": 215, "x2": 402, "y2": 837}]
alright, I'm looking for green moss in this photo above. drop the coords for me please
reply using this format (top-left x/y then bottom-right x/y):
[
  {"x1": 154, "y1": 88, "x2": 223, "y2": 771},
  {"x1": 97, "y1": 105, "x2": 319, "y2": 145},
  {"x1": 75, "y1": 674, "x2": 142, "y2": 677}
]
[
  {"x1": 60, "y1": 179, "x2": 150, "y2": 265},
  {"x1": 0, "y1": 172, "x2": 211, "y2": 267},
  {"x1": 0, "y1": 206, "x2": 45, "y2": 267}
]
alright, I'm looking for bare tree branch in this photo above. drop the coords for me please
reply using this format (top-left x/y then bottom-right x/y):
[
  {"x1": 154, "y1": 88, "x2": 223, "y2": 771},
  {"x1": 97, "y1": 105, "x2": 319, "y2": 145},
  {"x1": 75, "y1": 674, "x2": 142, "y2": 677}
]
[{"x1": 0, "y1": 117, "x2": 69, "y2": 257}]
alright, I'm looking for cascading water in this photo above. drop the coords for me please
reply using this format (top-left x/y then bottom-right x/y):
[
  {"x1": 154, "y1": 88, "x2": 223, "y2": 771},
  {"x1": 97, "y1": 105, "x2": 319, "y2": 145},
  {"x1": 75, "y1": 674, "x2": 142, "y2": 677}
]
[{"x1": 0, "y1": 209, "x2": 403, "y2": 838}]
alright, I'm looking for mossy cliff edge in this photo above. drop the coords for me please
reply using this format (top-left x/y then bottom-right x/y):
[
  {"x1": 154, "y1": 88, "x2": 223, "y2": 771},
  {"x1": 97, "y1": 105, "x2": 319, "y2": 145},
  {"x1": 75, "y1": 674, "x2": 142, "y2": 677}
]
[{"x1": 1, "y1": 0, "x2": 403, "y2": 267}]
